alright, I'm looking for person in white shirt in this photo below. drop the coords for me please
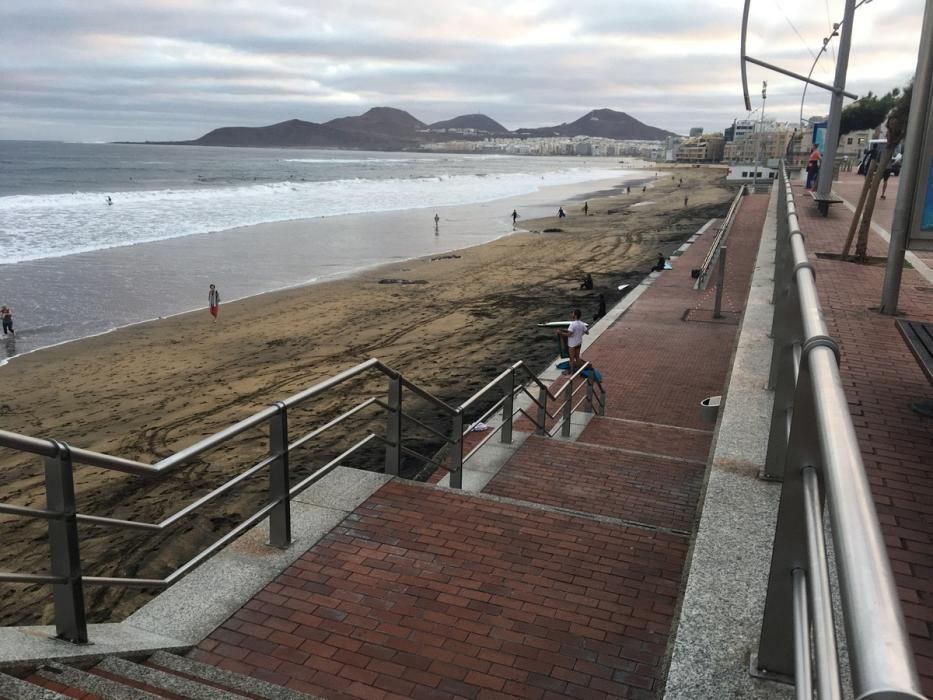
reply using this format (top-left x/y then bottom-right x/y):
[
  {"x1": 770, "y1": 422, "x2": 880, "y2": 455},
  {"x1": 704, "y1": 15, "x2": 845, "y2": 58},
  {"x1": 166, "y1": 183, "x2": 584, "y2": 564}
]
[{"x1": 557, "y1": 309, "x2": 588, "y2": 372}]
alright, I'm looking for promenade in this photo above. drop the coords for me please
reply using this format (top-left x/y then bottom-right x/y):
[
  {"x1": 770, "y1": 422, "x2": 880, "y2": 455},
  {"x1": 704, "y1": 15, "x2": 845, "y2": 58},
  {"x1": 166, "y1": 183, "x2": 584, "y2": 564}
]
[
  {"x1": 177, "y1": 193, "x2": 769, "y2": 699},
  {"x1": 8, "y1": 173, "x2": 930, "y2": 699}
]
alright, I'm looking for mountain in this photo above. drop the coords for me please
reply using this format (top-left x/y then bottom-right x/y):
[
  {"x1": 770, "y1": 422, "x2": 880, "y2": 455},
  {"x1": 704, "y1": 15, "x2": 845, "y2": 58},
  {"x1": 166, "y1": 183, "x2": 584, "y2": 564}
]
[
  {"x1": 428, "y1": 114, "x2": 510, "y2": 134},
  {"x1": 176, "y1": 108, "x2": 427, "y2": 149},
  {"x1": 515, "y1": 108, "x2": 676, "y2": 141},
  {"x1": 183, "y1": 119, "x2": 377, "y2": 149},
  {"x1": 153, "y1": 107, "x2": 675, "y2": 150},
  {"x1": 323, "y1": 107, "x2": 426, "y2": 138}
]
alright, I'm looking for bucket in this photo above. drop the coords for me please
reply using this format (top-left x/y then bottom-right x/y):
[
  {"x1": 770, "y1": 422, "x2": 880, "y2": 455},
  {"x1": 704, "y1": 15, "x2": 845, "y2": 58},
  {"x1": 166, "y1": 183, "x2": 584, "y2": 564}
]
[{"x1": 699, "y1": 395, "x2": 722, "y2": 423}]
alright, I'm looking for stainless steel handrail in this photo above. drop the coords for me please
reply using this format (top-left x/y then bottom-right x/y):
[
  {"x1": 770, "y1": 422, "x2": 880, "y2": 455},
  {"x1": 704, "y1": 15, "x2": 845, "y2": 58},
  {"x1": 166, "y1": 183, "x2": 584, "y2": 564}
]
[
  {"x1": 0, "y1": 353, "x2": 605, "y2": 644},
  {"x1": 756, "y1": 164, "x2": 923, "y2": 698},
  {"x1": 696, "y1": 185, "x2": 746, "y2": 290}
]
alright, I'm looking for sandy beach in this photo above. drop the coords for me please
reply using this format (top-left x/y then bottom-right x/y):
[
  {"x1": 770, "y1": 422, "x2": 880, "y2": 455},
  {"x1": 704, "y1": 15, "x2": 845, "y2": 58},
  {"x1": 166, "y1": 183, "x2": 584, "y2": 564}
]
[{"x1": 0, "y1": 165, "x2": 732, "y2": 626}]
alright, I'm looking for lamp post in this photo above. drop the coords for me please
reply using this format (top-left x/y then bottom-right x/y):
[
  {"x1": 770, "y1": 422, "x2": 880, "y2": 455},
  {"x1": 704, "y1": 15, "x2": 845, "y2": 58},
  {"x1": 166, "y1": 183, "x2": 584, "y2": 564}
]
[{"x1": 753, "y1": 81, "x2": 767, "y2": 192}]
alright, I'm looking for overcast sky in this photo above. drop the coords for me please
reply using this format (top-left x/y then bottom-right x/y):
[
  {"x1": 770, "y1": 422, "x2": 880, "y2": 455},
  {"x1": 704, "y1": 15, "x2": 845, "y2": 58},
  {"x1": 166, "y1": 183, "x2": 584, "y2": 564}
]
[{"x1": 0, "y1": 0, "x2": 923, "y2": 142}]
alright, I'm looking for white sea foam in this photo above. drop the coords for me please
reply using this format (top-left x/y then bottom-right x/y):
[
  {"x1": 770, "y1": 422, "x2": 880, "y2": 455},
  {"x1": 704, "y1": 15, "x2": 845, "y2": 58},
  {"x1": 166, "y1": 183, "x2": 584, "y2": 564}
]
[{"x1": 0, "y1": 167, "x2": 630, "y2": 263}]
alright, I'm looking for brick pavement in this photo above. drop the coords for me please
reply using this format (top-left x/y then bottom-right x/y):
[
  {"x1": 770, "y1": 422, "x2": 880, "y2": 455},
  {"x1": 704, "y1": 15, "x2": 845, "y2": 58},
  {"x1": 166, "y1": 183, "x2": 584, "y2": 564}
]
[
  {"x1": 187, "y1": 192, "x2": 770, "y2": 699},
  {"x1": 789, "y1": 172, "x2": 933, "y2": 692},
  {"x1": 192, "y1": 480, "x2": 688, "y2": 699},
  {"x1": 482, "y1": 435, "x2": 704, "y2": 533}
]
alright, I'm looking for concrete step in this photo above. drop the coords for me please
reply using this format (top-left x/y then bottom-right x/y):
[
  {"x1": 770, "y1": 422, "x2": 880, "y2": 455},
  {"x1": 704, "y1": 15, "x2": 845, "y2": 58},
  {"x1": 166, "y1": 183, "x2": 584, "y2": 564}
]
[
  {"x1": 148, "y1": 650, "x2": 319, "y2": 699},
  {"x1": 96, "y1": 656, "x2": 252, "y2": 699},
  {"x1": 0, "y1": 670, "x2": 70, "y2": 700},
  {"x1": 32, "y1": 660, "x2": 162, "y2": 698},
  {"x1": 484, "y1": 434, "x2": 705, "y2": 533}
]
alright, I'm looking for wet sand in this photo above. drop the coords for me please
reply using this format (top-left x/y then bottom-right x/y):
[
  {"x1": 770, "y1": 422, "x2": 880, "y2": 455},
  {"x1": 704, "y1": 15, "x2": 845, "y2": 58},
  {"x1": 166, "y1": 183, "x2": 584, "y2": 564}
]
[{"x1": 0, "y1": 165, "x2": 732, "y2": 626}]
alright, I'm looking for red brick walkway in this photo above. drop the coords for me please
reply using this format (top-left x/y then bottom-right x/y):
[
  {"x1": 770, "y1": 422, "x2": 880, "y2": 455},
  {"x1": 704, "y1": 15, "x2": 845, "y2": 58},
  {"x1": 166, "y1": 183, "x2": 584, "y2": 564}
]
[
  {"x1": 189, "y1": 193, "x2": 770, "y2": 699},
  {"x1": 790, "y1": 173, "x2": 933, "y2": 692},
  {"x1": 193, "y1": 480, "x2": 688, "y2": 699}
]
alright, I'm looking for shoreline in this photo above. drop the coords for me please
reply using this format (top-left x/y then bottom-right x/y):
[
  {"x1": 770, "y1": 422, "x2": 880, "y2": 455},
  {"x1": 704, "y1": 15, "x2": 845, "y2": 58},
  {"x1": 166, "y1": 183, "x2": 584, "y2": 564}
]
[
  {"x1": 0, "y1": 165, "x2": 734, "y2": 627},
  {"x1": 0, "y1": 172, "x2": 649, "y2": 362}
]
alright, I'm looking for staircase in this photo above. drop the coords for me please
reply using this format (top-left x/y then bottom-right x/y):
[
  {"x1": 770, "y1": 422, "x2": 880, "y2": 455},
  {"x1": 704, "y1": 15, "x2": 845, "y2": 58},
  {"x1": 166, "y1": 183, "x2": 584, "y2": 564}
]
[{"x1": 2, "y1": 650, "x2": 319, "y2": 699}]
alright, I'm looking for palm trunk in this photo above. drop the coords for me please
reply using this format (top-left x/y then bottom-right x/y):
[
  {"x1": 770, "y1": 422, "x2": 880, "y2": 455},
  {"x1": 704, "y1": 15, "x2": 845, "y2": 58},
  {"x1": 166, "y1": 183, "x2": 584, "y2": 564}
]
[
  {"x1": 841, "y1": 160, "x2": 878, "y2": 261},
  {"x1": 853, "y1": 145, "x2": 894, "y2": 263}
]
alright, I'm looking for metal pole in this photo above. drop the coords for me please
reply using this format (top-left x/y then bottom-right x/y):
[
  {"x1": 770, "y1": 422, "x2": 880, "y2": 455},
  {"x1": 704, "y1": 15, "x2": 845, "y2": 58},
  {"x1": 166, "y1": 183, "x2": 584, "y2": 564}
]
[
  {"x1": 536, "y1": 387, "x2": 548, "y2": 436},
  {"x1": 816, "y1": 0, "x2": 856, "y2": 199},
  {"x1": 880, "y1": 0, "x2": 933, "y2": 315},
  {"x1": 267, "y1": 404, "x2": 291, "y2": 548},
  {"x1": 45, "y1": 441, "x2": 88, "y2": 644},
  {"x1": 384, "y1": 376, "x2": 401, "y2": 476},
  {"x1": 754, "y1": 83, "x2": 766, "y2": 193},
  {"x1": 792, "y1": 568, "x2": 814, "y2": 700},
  {"x1": 713, "y1": 246, "x2": 728, "y2": 319},
  {"x1": 802, "y1": 466, "x2": 842, "y2": 699},
  {"x1": 561, "y1": 381, "x2": 573, "y2": 437},
  {"x1": 501, "y1": 370, "x2": 514, "y2": 444},
  {"x1": 449, "y1": 411, "x2": 463, "y2": 489}
]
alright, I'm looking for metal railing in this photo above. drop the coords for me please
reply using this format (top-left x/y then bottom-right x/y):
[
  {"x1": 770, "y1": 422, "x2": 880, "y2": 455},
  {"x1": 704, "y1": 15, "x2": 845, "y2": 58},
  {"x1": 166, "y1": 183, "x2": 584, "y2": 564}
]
[
  {"x1": 755, "y1": 164, "x2": 923, "y2": 698},
  {"x1": 695, "y1": 184, "x2": 746, "y2": 290},
  {"x1": 0, "y1": 356, "x2": 603, "y2": 644}
]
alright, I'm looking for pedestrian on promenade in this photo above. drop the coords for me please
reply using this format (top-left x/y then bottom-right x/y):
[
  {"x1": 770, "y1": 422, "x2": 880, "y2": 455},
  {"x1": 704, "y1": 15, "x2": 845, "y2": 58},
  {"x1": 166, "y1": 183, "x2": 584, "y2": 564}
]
[
  {"x1": 805, "y1": 144, "x2": 821, "y2": 190},
  {"x1": 652, "y1": 253, "x2": 666, "y2": 272},
  {"x1": 881, "y1": 166, "x2": 892, "y2": 199},
  {"x1": 511, "y1": 209, "x2": 519, "y2": 228},
  {"x1": 1, "y1": 306, "x2": 13, "y2": 335},
  {"x1": 208, "y1": 284, "x2": 220, "y2": 321},
  {"x1": 557, "y1": 309, "x2": 588, "y2": 373}
]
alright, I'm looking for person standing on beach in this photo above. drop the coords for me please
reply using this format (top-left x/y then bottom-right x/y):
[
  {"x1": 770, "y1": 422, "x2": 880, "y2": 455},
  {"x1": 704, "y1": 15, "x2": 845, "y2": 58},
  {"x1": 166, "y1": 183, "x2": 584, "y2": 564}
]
[
  {"x1": 434, "y1": 212, "x2": 440, "y2": 233},
  {"x1": 583, "y1": 201, "x2": 589, "y2": 216},
  {"x1": 558, "y1": 207, "x2": 566, "y2": 218},
  {"x1": 208, "y1": 284, "x2": 220, "y2": 321},
  {"x1": 557, "y1": 309, "x2": 587, "y2": 373},
  {"x1": 684, "y1": 195, "x2": 689, "y2": 207},
  {"x1": 511, "y1": 210, "x2": 519, "y2": 228},
  {"x1": 1, "y1": 306, "x2": 13, "y2": 335}
]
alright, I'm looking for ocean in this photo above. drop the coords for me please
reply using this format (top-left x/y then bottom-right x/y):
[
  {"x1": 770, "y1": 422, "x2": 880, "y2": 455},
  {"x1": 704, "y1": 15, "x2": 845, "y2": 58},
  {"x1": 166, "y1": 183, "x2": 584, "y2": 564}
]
[{"x1": 0, "y1": 141, "x2": 642, "y2": 360}]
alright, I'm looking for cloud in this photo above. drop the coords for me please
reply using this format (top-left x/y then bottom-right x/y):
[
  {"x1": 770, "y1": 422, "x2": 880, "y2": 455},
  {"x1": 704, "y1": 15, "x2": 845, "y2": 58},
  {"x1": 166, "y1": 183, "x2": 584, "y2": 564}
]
[{"x1": 0, "y1": 0, "x2": 924, "y2": 141}]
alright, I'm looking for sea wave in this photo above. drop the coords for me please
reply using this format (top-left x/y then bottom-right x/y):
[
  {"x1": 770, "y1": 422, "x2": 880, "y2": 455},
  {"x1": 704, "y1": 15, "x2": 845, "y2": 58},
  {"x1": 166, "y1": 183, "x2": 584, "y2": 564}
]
[{"x1": 0, "y1": 167, "x2": 629, "y2": 263}]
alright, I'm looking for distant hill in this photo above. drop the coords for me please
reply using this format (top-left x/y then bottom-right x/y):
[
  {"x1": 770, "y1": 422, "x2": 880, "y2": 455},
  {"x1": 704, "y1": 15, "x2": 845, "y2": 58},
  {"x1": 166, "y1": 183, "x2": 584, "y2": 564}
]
[
  {"x1": 323, "y1": 107, "x2": 427, "y2": 138},
  {"x1": 152, "y1": 106, "x2": 674, "y2": 150},
  {"x1": 182, "y1": 119, "x2": 379, "y2": 149},
  {"x1": 175, "y1": 108, "x2": 427, "y2": 149},
  {"x1": 428, "y1": 114, "x2": 510, "y2": 134},
  {"x1": 515, "y1": 108, "x2": 676, "y2": 141}
]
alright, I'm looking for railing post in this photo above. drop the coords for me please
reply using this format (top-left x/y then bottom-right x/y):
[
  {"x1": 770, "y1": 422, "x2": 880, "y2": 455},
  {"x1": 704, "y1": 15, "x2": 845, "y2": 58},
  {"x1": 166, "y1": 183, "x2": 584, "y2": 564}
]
[
  {"x1": 713, "y1": 245, "x2": 728, "y2": 319},
  {"x1": 384, "y1": 374, "x2": 401, "y2": 476},
  {"x1": 756, "y1": 363, "x2": 830, "y2": 682},
  {"x1": 561, "y1": 380, "x2": 573, "y2": 437},
  {"x1": 268, "y1": 402, "x2": 291, "y2": 549},
  {"x1": 501, "y1": 370, "x2": 515, "y2": 444},
  {"x1": 449, "y1": 411, "x2": 463, "y2": 489},
  {"x1": 45, "y1": 441, "x2": 87, "y2": 644},
  {"x1": 536, "y1": 387, "x2": 548, "y2": 436}
]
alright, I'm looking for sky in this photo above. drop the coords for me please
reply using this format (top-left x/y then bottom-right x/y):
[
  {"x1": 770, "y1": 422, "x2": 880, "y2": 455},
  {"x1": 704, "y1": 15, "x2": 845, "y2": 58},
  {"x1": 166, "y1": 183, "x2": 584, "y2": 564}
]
[{"x1": 0, "y1": 0, "x2": 924, "y2": 142}]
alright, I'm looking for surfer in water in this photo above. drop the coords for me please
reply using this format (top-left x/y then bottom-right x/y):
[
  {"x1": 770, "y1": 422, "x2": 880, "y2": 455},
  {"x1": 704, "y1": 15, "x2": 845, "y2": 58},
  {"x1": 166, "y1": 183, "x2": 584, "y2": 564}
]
[{"x1": 106, "y1": 196, "x2": 113, "y2": 205}]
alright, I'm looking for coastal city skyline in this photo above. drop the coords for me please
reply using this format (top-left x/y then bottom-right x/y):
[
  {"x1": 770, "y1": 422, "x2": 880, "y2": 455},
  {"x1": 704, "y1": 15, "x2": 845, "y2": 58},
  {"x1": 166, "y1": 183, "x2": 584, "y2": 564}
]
[{"x1": 0, "y1": 0, "x2": 924, "y2": 142}]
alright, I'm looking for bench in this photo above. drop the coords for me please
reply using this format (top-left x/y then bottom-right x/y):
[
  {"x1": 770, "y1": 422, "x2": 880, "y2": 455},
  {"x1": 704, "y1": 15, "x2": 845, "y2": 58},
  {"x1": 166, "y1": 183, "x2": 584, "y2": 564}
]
[
  {"x1": 895, "y1": 319, "x2": 933, "y2": 417},
  {"x1": 809, "y1": 190, "x2": 844, "y2": 216}
]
